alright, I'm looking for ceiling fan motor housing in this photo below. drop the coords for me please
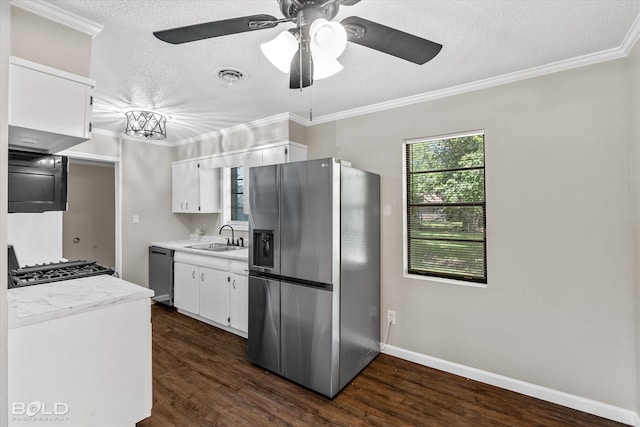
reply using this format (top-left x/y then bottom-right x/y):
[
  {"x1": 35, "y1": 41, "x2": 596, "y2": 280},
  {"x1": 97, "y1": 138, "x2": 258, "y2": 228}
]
[{"x1": 278, "y1": 0, "x2": 340, "y2": 22}]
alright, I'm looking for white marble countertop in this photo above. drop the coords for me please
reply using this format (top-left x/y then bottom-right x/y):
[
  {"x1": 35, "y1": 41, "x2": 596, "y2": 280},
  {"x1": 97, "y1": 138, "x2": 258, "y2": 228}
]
[
  {"x1": 7, "y1": 275, "x2": 154, "y2": 329},
  {"x1": 151, "y1": 237, "x2": 249, "y2": 261}
]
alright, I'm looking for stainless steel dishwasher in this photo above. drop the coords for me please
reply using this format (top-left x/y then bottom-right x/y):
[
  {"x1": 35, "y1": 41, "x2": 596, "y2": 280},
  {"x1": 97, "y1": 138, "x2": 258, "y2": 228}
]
[{"x1": 148, "y1": 246, "x2": 174, "y2": 306}]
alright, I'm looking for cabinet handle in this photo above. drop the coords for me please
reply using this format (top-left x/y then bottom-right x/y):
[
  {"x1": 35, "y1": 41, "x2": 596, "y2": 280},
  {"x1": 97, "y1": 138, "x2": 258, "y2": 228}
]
[
  {"x1": 201, "y1": 273, "x2": 204, "y2": 282},
  {"x1": 232, "y1": 279, "x2": 236, "y2": 289},
  {"x1": 186, "y1": 202, "x2": 190, "y2": 210},
  {"x1": 181, "y1": 202, "x2": 184, "y2": 210},
  {"x1": 192, "y1": 271, "x2": 195, "y2": 279}
]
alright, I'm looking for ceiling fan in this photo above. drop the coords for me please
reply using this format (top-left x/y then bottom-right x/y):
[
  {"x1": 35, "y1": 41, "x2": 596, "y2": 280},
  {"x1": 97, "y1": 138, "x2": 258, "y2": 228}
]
[{"x1": 153, "y1": 0, "x2": 443, "y2": 89}]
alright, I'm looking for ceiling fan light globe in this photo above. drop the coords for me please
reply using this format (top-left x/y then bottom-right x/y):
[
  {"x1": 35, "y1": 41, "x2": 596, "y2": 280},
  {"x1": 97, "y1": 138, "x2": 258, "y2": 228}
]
[
  {"x1": 312, "y1": 56, "x2": 343, "y2": 80},
  {"x1": 261, "y1": 31, "x2": 299, "y2": 73},
  {"x1": 310, "y1": 19, "x2": 347, "y2": 59}
]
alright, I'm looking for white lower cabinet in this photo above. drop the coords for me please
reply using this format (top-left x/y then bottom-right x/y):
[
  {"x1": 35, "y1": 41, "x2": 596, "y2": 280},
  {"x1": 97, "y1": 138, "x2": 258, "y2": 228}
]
[
  {"x1": 174, "y1": 261, "x2": 199, "y2": 313},
  {"x1": 229, "y1": 264, "x2": 249, "y2": 332},
  {"x1": 199, "y1": 267, "x2": 228, "y2": 325},
  {"x1": 9, "y1": 298, "x2": 152, "y2": 426},
  {"x1": 173, "y1": 252, "x2": 248, "y2": 336}
]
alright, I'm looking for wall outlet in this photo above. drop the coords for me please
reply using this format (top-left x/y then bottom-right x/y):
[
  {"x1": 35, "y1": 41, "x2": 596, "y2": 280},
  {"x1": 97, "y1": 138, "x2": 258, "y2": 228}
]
[
  {"x1": 132, "y1": 215, "x2": 139, "y2": 224},
  {"x1": 387, "y1": 310, "x2": 396, "y2": 325}
]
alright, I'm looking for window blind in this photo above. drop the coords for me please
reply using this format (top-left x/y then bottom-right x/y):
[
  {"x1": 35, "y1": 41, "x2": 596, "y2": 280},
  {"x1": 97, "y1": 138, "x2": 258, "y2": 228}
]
[{"x1": 406, "y1": 134, "x2": 487, "y2": 283}]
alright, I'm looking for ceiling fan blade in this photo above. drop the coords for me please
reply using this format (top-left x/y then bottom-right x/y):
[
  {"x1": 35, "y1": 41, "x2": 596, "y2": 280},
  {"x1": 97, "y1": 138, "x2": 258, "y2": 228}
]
[
  {"x1": 154, "y1": 14, "x2": 278, "y2": 44},
  {"x1": 341, "y1": 16, "x2": 442, "y2": 65},
  {"x1": 290, "y1": 44, "x2": 313, "y2": 89},
  {"x1": 337, "y1": 0, "x2": 361, "y2": 5}
]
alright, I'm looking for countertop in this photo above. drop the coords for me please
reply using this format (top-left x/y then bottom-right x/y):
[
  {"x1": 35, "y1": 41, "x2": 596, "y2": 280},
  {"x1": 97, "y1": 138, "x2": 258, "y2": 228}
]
[
  {"x1": 7, "y1": 275, "x2": 154, "y2": 329},
  {"x1": 151, "y1": 238, "x2": 249, "y2": 261}
]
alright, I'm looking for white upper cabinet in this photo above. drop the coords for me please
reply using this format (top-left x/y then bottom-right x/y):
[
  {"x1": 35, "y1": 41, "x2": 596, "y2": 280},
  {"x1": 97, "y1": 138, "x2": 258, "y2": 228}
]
[
  {"x1": 172, "y1": 161, "x2": 221, "y2": 213},
  {"x1": 173, "y1": 141, "x2": 307, "y2": 216},
  {"x1": 199, "y1": 167, "x2": 222, "y2": 213},
  {"x1": 8, "y1": 57, "x2": 95, "y2": 153},
  {"x1": 172, "y1": 161, "x2": 200, "y2": 213},
  {"x1": 262, "y1": 143, "x2": 308, "y2": 166}
]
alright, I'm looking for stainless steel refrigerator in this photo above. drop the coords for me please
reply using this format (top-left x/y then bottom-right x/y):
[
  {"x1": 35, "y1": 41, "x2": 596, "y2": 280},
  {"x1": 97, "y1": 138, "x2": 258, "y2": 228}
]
[{"x1": 248, "y1": 158, "x2": 380, "y2": 398}]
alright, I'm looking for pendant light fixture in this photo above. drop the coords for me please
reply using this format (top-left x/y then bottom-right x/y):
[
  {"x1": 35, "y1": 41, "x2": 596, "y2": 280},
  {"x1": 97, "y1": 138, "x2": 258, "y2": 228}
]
[{"x1": 125, "y1": 110, "x2": 167, "y2": 140}]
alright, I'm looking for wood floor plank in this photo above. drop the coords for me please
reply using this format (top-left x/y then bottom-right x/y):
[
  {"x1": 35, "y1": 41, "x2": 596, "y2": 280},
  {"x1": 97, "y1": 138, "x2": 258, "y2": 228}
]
[{"x1": 137, "y1": 304, "x2": 626, "y2": 427}]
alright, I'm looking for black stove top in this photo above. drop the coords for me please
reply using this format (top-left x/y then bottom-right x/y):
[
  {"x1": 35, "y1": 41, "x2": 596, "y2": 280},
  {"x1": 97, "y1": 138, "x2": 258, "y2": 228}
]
[{"x1": 8, "y1": 260, "x2": 115, "y2": 289}]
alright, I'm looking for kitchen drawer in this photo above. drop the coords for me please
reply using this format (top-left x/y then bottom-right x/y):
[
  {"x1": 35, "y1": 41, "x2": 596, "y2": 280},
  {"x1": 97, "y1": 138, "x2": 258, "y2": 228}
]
[
  {"x1": 229, "y1": 260, "x2": 248, "y2": 275},
  {"x1": 174, "y1": 251, "x2": 230, "y2": 270}
]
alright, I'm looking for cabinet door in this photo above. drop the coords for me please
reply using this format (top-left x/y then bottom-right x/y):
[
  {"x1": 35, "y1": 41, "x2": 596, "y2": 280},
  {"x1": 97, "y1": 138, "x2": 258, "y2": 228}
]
[
  {"x1": 9, "y1": 58, "x2": 93, "y2": 139},
  {"x1": 172, "y1": 161, "x2": 199, "y2": 212},
  {"x1": 198, "y1": 267, "x2": 229, "y2": 325},
  {"x1": 199, "y1": 167, "x2": 221, "y2": 213},
  {"x1": 229, "y1": 273, "x2": 248, "y2": 333},
  {"x1": 261, "y1": 146, "x2": 287, "y2": 166},
  {"x1": 174, "y1": 262, "x2": 199, "y2": 313}
]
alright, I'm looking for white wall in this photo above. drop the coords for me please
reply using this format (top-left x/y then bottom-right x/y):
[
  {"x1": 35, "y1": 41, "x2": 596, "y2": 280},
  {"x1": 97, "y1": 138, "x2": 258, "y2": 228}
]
[
  {"x1": 7, "y1": 212, "x2": 63, "y2": 266},
  {"x1": 630, "y1": 40, "x2": 640, "y2": 416},
  {"x1": 306, "y1": 57, "x2": 637, "y2": 410},
  {"x1": 0, "y1": 2, "x2": 10, "y2": 425},
  {"x1": 10, "y1": 5, "x2": 92, "y2": 78},
  {"x1": 121, "y1": 139, "x2": 191, "y2": 287}
]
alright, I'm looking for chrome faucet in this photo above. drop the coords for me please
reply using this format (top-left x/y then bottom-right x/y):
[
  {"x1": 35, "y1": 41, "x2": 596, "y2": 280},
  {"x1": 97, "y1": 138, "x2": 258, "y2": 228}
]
[{"x1": 219, "y1": 224, "x2": 236, "y2": 246}]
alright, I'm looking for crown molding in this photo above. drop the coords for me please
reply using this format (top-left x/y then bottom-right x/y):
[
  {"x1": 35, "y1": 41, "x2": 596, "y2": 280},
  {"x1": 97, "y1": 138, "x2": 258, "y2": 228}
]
[
  {"x1": 94, "y1": 112, "x2": 296, "y2": 147},
  {"x1": 94, "y1": 15, "x2": 640, "y2": 144},
  {"x1": 308, "y1": 15, "x2": 640, "y2": 127},
  {"x1": 172, "y1": 113, "x2": 293, "y2": 146},
  {"x1": 11, "y1": 0, "x2": 103, "y2": 37},
  {"x1": 288, "y1": 113, "x2": 308, "y2": 127},
  {"x1": 308, "y1": 45, "x2": 632, "y2": 126},
  {"x1": 621, "y1": 11, "x2": 640, "y2": 55},
  {"x1": 91, "y1": 127, "x2": 175, "y2": 147}
]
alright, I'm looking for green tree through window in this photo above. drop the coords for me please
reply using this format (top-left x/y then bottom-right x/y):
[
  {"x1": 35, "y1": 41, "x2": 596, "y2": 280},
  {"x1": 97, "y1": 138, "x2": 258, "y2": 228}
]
[{"x1": 406, "y1": 133, "x2": 486, "y2": 283}]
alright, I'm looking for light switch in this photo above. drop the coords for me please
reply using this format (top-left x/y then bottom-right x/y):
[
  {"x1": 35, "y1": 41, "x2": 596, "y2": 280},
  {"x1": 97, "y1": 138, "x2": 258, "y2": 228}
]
[{"x1": 132, "y1": 215, "x2": 140, "y2": 224}]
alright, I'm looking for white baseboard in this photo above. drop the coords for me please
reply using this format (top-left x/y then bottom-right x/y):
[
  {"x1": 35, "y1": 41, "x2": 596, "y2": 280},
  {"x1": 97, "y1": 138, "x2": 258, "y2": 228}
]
[{"x1": 382, "y1": 345, "x2": 638, "y2": 426}]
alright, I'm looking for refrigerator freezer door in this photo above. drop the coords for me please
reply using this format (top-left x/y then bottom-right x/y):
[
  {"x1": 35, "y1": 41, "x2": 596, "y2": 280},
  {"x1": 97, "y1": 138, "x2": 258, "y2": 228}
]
[
  {"x1": 248, "y1": 164, "x2": 281, "y2": 275},
  {"x1": 248, "y1": 275, "x2": 281, "y2": 374},
  {"x1": 280, "y1": 281, "x2": 336, "y2": 397},
  {"x1": 280, "y1": 159, "x2": 338, "y2": 284}
]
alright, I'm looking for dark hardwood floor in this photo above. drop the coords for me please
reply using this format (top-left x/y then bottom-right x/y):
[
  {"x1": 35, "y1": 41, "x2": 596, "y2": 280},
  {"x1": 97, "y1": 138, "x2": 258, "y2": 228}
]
[{"x1": 138, "y1": 304, "x2": 625, "y2": 427}]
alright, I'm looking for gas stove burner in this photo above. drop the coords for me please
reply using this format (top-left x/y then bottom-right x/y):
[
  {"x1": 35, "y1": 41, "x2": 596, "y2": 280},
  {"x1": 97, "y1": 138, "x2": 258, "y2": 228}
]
[{"x1": 8, "y1": 260, "x2": 115, "y2": 289}]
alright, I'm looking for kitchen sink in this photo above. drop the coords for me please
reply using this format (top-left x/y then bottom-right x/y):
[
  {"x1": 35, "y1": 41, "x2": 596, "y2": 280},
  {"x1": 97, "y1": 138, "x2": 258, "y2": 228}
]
[{"x1": 187, "y1": 243, "x2": 245, "y2": 252}]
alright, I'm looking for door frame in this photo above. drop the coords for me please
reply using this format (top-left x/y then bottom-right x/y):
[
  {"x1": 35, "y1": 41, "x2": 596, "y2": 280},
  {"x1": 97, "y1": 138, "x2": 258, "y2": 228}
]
[{"x1": 59, "y1": 150, "x2": 122, "y2": 276}]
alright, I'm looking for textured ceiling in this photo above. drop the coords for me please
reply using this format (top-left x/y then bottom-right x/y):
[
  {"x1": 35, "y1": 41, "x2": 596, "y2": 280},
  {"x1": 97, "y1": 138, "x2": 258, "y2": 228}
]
[{"x1": 48, "y1": 0, "x2": 640, "y2": 144}]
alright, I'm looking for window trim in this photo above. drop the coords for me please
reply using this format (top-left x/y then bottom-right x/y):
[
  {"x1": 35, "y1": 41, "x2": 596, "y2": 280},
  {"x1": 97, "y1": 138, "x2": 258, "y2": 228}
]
[
  {"x1": 221, "y1": 166, "x2": 249, "y2": 231},
  {"x1": 402, "y1": 130, "x2": 487, "y2": 287},
  {"x1": 230, "y1": 166, "x2": 248, "y2": 223}
]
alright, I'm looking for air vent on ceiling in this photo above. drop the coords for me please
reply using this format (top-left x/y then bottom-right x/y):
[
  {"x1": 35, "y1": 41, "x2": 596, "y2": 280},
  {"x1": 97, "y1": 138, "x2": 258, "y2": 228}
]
[{"x1": 215, "y1": 68, "x2": 246, "y2": 85}]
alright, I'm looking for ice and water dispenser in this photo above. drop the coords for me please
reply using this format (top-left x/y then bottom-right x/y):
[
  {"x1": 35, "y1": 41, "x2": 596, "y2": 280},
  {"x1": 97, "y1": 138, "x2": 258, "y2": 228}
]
[{"x1": 252, "y1": 230, "x2": 274, "y2": 268}]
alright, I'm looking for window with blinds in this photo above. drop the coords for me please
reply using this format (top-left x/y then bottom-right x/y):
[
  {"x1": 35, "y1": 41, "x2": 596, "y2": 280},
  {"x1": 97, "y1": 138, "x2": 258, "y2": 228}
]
[
  {"x1": 405, "y1": 133, "x2": 486, "y2": 283},
  {"x1": 231, "y1": 166, "x2": 248, "y2": 222}
]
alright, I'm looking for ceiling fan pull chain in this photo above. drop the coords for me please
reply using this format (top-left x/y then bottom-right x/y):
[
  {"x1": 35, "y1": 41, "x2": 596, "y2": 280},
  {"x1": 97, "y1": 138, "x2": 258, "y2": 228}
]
[
  {"x1": 309, "y1": 84, "x2": 313, "y2": 121},
  {"x1": 299, "y1": 41, "x2": 304, "y2": 92}
]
